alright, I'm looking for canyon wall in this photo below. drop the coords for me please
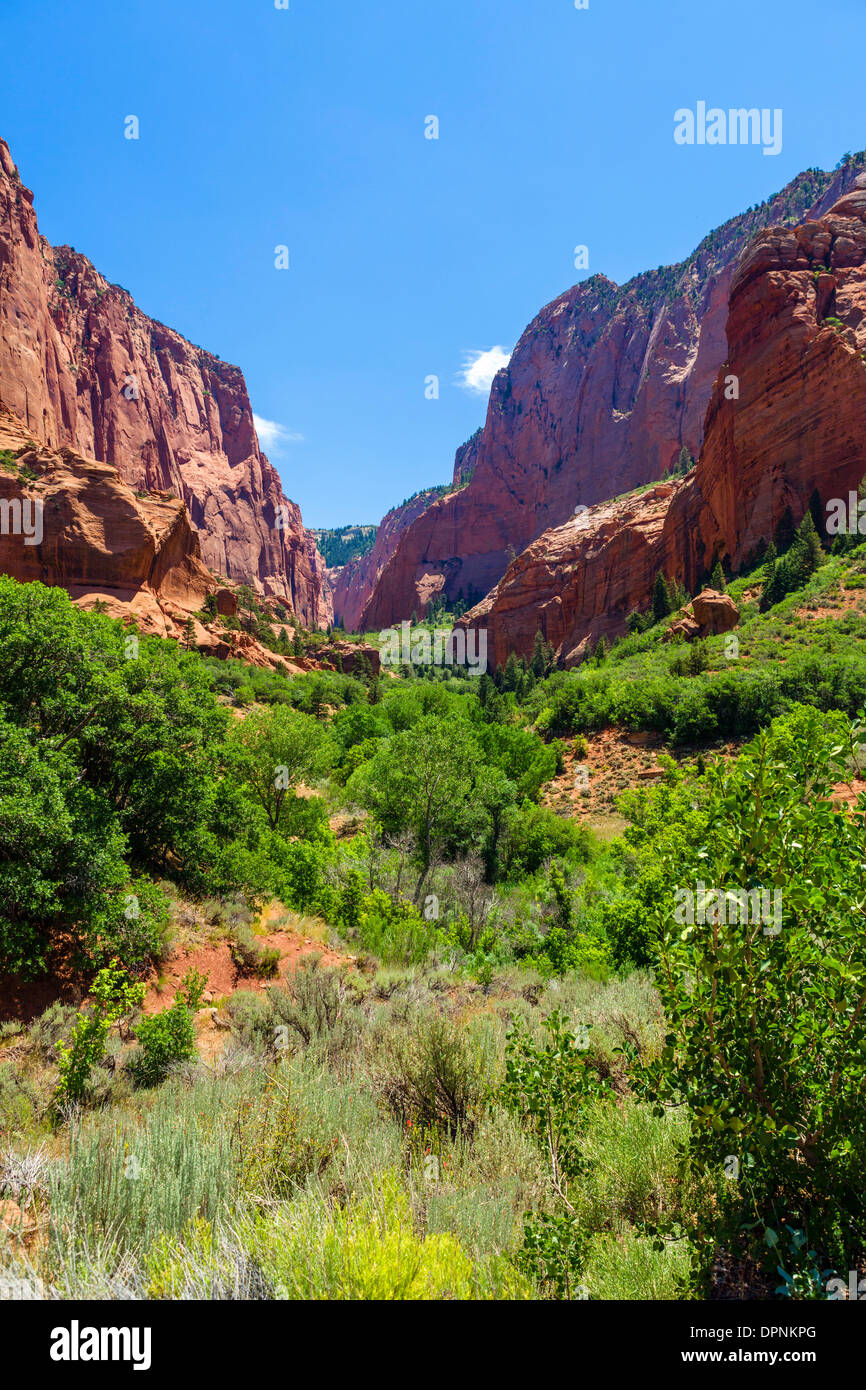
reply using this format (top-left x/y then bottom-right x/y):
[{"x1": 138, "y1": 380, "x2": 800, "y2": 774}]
[
  {"x1": 360, "y1": 157, "x2": 866, "y2": 631},
  {"x1": 0, "y1": 137, "x2": 331, "y2": 627},
  {"x1": 460, "y1": 178, "x2": 866, "y2": 669},
  {"x1": 333, "y1": 485, "x2": 456, "y2": 633}
]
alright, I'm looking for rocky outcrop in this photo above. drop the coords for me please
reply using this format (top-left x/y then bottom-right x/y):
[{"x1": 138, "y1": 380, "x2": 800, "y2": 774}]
[
  {"x1": 690, "y1": 590, "x2": 740, "y2": 635},
  {"x1": 0, "y1": 137, "x2": 331, "y2": 627},
  {"x1": 0, "y1": 405, "x2": 309, "y2": 672},
  {"x1": 333, "y1": 485, "x2": 452, "y2": 632},
  {"x1": 361, "y1": 157, "x2": 866, "y2": 630},
  {"x1": 664, "y1": 590, "x2": 740, "y2": 642},
  {"x1": 458, "y1": 485, "x2": 677, "y2": 669},
  {"x1": 0, "y1": 404, "x2": 210, "y2": 634},
  {"x1": 458, "y1": 178, "x2": 866, "y2": 668},
  {"x1": 313, "y1": 640, "x2": 382, "y2": 677}
]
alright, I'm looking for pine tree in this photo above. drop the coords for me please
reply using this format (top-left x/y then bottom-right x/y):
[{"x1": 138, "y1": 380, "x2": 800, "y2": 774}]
[
  {"x1": 652, "y1": 571, "x2": 673, "y2": 622},
  {"x1": 710, "y1": 560, "x2": 726, "y2": 592},
  {"x1": 759, "y1": 542, "x2": 780, "y2": 612},
  {"x1": 530, "y1": 630, "x2": 548, "y2": 678},
  {"x1": 183, "y1": 615, "x2": 197, "y2": 652},
  {"x1": 793, "y1": 509, "x2": 825, "y2": 577}
]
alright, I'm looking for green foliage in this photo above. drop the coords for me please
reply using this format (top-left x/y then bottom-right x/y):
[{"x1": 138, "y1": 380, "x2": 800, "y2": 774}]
[
  {"x1": 652, "y1": 571, "x2": 674, "y2": 622},
  {"x1": 637, "y1": 706, "x2": 866, "y2": 1272},
  {"x1": 130, "y1": 987, "x2": 197, "y2": 1088},
  {"x1": 760, "y1": 510, "x2": 825, "y2": 610},
  {"x1": 228, "y1": 704, "x2": 331, "y2": 831},
  {"x1": 312, "y1": 524, "x2": 377, "y2": 570},
  {"x1": 500, "y1": 1011, "x2": 611, "y2": 1297},
  {"x1": 55, "y1": 961, "x2": 145, "y2": 1106}
]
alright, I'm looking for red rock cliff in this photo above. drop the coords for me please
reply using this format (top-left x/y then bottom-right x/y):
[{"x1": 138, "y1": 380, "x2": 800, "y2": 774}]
[
  {"x1": 333, "y1": 484, "x2": 458, "y2": 633},
  {"x1": 460, "y1": 177, "x2": 866, "y2": 668},
  {"x1": 361, "y1": 158, "x2": 866, "y2": 631},
  {"x1": 0, "y1": 137, "x2": 331, "y2": 627}
]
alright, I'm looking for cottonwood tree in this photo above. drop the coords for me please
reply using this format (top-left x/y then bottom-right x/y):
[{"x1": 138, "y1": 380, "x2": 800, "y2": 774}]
[{"x1": 229, "y1": 705, "x2": 330, "y2": 831}]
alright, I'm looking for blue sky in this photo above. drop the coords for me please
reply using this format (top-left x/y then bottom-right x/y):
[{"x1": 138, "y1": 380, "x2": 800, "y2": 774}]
[{"x1": 2, "y1": 0, "x2": 865, "y2": 527}]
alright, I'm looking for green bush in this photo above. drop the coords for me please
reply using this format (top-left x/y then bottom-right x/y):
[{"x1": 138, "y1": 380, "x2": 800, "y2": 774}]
[{"x1": 130, "y1": 999, "x2": 196, "y2": 1087}]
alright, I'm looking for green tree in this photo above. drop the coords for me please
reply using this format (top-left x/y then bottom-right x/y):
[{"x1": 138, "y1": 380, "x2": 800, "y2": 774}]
[
  {"x1": 228, "y1": 705, "x2": 330, "y2": 832},
  {"x1": 349, "y1": 715, "x2": 486, "y2": 886},
  {"x1": 640, "y1": 707, "x2": 866, "y2": 1273},
  {"x1": 652, "y1": 571, "x2": 673, "y2": 622}
]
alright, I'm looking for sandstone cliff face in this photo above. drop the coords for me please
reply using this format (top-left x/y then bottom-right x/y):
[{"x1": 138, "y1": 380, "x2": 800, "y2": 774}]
[
  {"x1": 361, "y1": 158, "x2": 866, "y2": 630},
  {"x1": 666, "y1": 178, "x2": 866, "y2": 586},
  {"x1": 459, "y1": 178, "x2": 866, "y2": 668},
  {"x1": 0, "y1": 404, "x2": 211, "y2": 635},
  {"x1": 0, "y1": 138, "x2": 331, "y2": 627},
  {"x1": 0, "y1": 404, "x2": 310, "y2": 671},
  {"x1": 333, "y1": 485, "x2": 453, "y2": 633},
  {"x1": 460, "y1": 485, "x2": 678, "y2": 669}
]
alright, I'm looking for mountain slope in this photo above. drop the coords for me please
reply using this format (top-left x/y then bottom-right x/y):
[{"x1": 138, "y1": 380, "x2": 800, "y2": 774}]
[
  {"x1": 359, "y1": 155, "x2": 866, "y2": 632},
  {"x1": 460, "y1": 176, "x2": 866, "y2": 667},
  {"x1": 0, "y1": 137, "x2": 331, "y2": 627}
]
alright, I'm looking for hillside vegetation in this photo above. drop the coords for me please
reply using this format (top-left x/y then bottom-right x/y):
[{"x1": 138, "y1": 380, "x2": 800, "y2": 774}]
[{"x1": 0, "y1": 527, "x2": 864, "y2": 1300}]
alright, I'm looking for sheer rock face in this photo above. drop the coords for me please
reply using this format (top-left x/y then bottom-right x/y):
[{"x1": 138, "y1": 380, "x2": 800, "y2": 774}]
[
  {"x1": 360, "y1": 160, "x2": 866, "y2": 631},
  {"x1": 0, "y1": 137, "x2": 331, "y2": 627},
  {"x1": 457, "y1": 180, "x2": 866, "y2": 668},
  {"x1": 333, "y1": 486, "x2": 449, "y2": 633},
  {"x1": 0, "y1": 405, "x2": 211, "y2": 632}
]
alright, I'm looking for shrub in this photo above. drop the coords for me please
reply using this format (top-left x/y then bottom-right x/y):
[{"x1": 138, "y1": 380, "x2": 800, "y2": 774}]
[
  {"x1": 55, "y1": 962, "x2": 145, "y2": 1107},
  {"x1": 130, "y1": 998, "x2": 196, "y2": 1087},
  {"x1": 381, "y1": 1015, "x2": 487, "y2": 1138},
  {"x1": 641, "y1": 707, "x2": 866, "y2": 1275}
]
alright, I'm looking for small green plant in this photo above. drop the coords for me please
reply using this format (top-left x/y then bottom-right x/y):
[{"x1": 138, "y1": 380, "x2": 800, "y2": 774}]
[
  {"x1": 130, "y1": 971, "x2": 205, "y2": 1087},
  {"x1": 176, "y1": 966, "x2": 209, "y2": 1011},
  {"x1": 500, "y1": 1011, "x2": 611, "y2": 1297},
  {"x1": 763, "y1": 1225, "x2": 835, "y2": 1300},
  {"x1": 55, "y1": 960, "x2": 145, "y2": 1106}
]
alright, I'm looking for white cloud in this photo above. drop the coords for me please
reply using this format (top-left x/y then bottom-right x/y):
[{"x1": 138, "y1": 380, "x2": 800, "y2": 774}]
[
  {"x1": 457, "y1": 346, "x2": 512, "y2": 396},
  {"x1": 253, "y1": 413, "x2": 304, "y2": 452}
]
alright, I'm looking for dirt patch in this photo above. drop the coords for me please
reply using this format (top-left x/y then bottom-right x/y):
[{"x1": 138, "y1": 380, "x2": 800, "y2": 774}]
[
  {"x1": 797, "y1": 588, "x2": 866, "y2": 621},
  {"x1": 141, "y1": 904, "x2": 351, "y2": 1014},
  {"x1": 830, "y1": 777, "x2": 866, "y2": 810},
  {"x1": 543, "y1": 728, "x2": 743, "y2": 821}
]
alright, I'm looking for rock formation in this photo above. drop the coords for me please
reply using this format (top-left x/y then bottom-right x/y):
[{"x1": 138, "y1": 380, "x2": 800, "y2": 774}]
[
  {"x1": 457, "y1": 177, "x2": 866, "y2": 668},
  {"x1": 664, "y1": 590, "x2": 740, "y2": 643},
  {"x1": 0, "y1": 405, "x2": 306, "y2": 673},
  {"x1": 0, "y1": 137, "x2": 331, "y2": 627},
  {"x1": 333, "y1": 485, "x2": 453, "y2": 633},
  {"x1": 360, "y1": 157, "x2": 866, "y2": 630}
]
